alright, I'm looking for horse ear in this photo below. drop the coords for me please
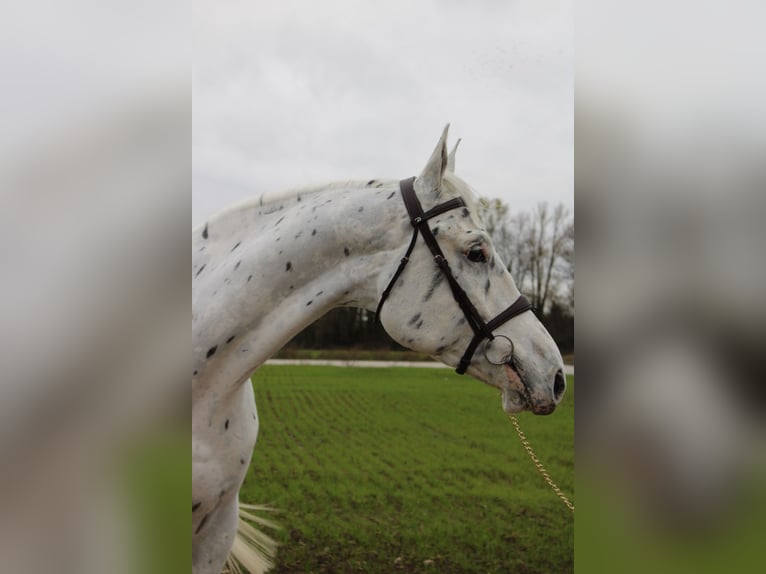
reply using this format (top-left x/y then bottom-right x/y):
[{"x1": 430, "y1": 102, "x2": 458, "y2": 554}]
[
  {"x1": 418, "y1": 124, "x2": 450, "y2": 196},
  {"x1": 447, "y1": 137, "x2": 461, "y2": 172}
]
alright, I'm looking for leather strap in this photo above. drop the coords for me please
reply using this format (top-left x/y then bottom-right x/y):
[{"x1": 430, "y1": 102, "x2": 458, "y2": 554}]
[{"x1": 456, "y1": 294, "x2": 532, "y2": 374}]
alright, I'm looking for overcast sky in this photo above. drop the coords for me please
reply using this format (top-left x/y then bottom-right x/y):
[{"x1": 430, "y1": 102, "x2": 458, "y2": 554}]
[{"x1": 193, "y1": 0, "x2": 572, "y2": 226}]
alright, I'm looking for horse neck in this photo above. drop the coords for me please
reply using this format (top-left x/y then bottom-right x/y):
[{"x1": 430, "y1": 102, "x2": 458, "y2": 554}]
[{"x1": 192, "y1": 179, "x2": 406, "y2": 389}]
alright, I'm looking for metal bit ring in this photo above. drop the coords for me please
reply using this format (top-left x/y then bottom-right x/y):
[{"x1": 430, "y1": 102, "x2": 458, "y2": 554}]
[{"x1": 483, "y1": 335, "x2": 515, "y2": 365}]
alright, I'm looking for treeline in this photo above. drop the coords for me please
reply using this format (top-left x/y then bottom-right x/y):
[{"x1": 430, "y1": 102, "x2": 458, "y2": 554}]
[{"x1": 285, "y1": 200, "x2": 574, "y2": 354}]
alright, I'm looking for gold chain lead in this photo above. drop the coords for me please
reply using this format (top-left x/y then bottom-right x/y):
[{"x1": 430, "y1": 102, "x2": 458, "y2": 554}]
[{"x1": 510, "y1": 415, "x2": 574, "y2": 513}]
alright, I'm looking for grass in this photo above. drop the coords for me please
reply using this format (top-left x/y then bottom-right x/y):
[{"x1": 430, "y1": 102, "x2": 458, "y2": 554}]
[{"x1": 241, "y1": 366, "x2": 574, "y2": 573}]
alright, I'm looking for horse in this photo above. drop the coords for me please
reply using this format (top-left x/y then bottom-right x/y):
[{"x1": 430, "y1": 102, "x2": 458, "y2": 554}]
[{"x1": 192, "y1": 126, "x2": 566, "y2": 574}]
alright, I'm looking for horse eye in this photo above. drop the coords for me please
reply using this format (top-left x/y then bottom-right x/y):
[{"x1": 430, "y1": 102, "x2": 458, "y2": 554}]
[{"x1": 466, "y1": 244, "x2": 487, "y2": 263}]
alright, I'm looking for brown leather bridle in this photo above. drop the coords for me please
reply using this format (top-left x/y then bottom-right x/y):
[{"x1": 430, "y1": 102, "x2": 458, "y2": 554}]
[{"x1": 375, "y1": 177, "x2": 533, "y2": 375}]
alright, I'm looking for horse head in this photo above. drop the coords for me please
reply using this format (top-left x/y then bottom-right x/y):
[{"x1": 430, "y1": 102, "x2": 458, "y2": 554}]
[{"x1": 377, "y1": 126, "x2": 566, "y2": 415}]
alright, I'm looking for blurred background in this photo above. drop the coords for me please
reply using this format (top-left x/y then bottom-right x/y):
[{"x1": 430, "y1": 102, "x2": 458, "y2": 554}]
[
  {"x1": 0, "y1": 2, "x2": 188, "y2": 574},
  {"x1": 576, "y1": 1, "x2": 766, "y2": 572}
]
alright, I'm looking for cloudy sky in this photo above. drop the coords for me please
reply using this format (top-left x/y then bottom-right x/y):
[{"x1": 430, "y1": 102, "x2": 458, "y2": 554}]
[{"x1": 193, "y1": 0, "x2": 572, "y2": 226}]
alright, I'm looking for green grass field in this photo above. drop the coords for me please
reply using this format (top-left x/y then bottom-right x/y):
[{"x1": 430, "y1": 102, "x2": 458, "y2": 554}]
[{"x1": 241, "y1": 366, "x2": 574, "y2": 573}]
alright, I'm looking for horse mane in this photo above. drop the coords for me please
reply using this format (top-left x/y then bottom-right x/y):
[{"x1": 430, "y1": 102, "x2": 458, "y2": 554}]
[
  {"x1": 194, "y1": 174, "x2": 485, "y2": 235},
  {"x1": 194, "y1": 180, "x2": 397, "y2": 234},
  {"x1": 255, "y1": 180, "x2": 382, "y2": 207}
]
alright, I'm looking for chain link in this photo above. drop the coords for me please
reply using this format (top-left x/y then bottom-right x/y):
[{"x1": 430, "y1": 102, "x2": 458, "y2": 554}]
[{"x1": 509, "y1": 415, "x2": 574, "y2": 513}]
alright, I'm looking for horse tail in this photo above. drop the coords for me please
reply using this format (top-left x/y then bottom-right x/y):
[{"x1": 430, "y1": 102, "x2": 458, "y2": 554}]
[{"x1": 223, "y1": 502, "x2": 279, "y2": 574}]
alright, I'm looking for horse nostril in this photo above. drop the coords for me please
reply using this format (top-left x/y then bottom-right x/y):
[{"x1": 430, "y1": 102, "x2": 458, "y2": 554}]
[{"x1": 553, "y1": 369, "x2": 566, "y2": 401}]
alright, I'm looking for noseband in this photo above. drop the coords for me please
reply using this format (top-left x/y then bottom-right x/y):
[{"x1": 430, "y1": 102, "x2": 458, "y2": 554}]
[{"x1": 375, "y1": 177, "x2": 532, "y2": 375}]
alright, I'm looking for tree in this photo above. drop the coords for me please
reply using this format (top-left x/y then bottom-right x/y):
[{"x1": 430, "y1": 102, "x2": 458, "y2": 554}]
[
  {"x1": 528, "y1": 202, "x2": 572, "y2": 313},
  {"x1": 480, "y1": 199, "x2": 573, "y2": 315}
]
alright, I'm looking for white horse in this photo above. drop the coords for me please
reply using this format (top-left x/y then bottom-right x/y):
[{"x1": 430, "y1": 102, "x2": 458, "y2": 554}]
[{"x1": 192, "y1": 126, "x2": 566, "y2": 574}]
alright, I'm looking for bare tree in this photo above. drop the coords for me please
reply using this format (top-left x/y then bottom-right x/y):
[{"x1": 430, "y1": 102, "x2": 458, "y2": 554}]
[
  {"x1": 528, "y1": 202, "x2": 571, "y2": 312},
  {"x1": 480, "y1": 199, "x2": 573, "y2": 314},
  {"x1": 506, "y1": 210, "x2": 533, "y2": 295},
  {"x1": 478, "y1": 198, "x2": 512, "y2": 266}
]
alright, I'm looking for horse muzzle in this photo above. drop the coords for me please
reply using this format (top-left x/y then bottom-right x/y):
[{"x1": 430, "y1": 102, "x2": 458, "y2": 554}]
[{"x1": 502, "y1": 361, "x2": 565, "y2": 416}]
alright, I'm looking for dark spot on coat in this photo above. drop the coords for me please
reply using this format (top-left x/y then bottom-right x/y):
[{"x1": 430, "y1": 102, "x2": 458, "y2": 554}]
[
  {"x1": 234, "y1": 260, "x2": 241, "y2": 271},
  {"x1": 202, "y1": 223, "x2": 208, "y2": 239},
  {"x1": 193, "y1": 370, "x2": 198, "y2": 376},
  {"x1": 275, "y1": 216, "x2": 284, "y2": 227},
  {"x1": 306, "y1": 300, "x2": 313, "y2": 306},
  {"x1": 294, "y1": 231, "x2": 302, "y2": 239},
  {"x1": 375, "y1": 182, "x2": 384, "y2": 188},
  {"x1": 416, "y1": 320, "x2": 423, "y2": 329},
  {"x1": 484, "y1": 278, "x2": 491, "y2": 295},
  {"x1": 457, "y1": 317, "x2": 467, "y2": 326},
  {"x1": 286, "y1": 261, "x2": 292, "y2": 271},
  {"x1": 357, "y1": 206, "x2": 364, "y2": 212},
  {"x1": 461, "y1": 208, "x2": 470, "y2": 218},
  {"x1": 226, "y1": 335, "x2": 235, "y2": 344},
  {"x1": 344, "y1": 247, "x2": 350, "y2": 256},
  {"x1": 240, "y1": 458, "x2": 245, "y2": 465},
  {"x1": 367, "y1": 179, "x2": 376, "y2": 186},
  {"x1": 387, "y1": 192, "x2": 396, "y2": 200},
  {"x1": 195, "y1": 264, "x2": 206, "y2": 278},
  {"x1": 231, "y1": 241, "x2": 241, "y2": 252},
  {"x1": 224, "y1": 419, "x2": 229, "y2": 430},
  {"x1": 408, "y1": 312, "x2": 422, "y2": 326},
  {"x1": 316, "y1": 291, "x2": 323, "y2": 296},
  {"x1": 432, "y1": 226, "x2": 439, "y2": 236},
  {"x1": 206, "y1": 346, "x2": 217, "y2": 358},
  {"x1": 423, "y1": 271, "x2": 445, "y2": 302},
  {"x1": 312, "y1": 229, "x2": 317, "y2": 236},
  {"x1": 247, "y1": 274, "x2": 253, "y2": 282},
  {"x1": 192, "y1": 502, "x2": 201, "y2": 512},
  {"x1": 195, "y1": 513, "x2": 209, "y2": 535},
  {"x1": 435, "y1": 345, "x2": 447, "y2": 354}
]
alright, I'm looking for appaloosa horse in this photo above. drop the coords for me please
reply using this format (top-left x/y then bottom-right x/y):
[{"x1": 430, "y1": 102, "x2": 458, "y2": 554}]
[{"x1": 192, "y1": 126, "x2": 565, "y2": 573}]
